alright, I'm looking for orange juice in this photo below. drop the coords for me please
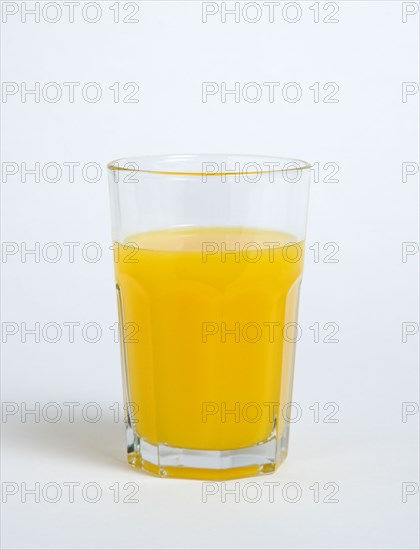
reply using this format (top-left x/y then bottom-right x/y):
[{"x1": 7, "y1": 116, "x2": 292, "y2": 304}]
[{"x1": 115, "y1": 227, "x2": 304, "y2": 453}]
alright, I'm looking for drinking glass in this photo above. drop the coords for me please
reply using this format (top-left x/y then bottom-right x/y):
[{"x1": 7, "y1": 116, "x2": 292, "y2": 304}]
[{"x1": 107, "y1": 154, "x2": 311, "y2": 480}]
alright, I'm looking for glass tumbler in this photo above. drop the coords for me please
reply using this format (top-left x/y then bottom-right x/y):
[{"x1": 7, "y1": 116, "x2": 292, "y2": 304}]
[{"x1": 107, "y1": 154, "x2": 311, "y2": 480}]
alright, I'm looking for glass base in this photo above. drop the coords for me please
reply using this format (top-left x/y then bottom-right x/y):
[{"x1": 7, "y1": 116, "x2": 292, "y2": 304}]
[{"x1": 126, "y1": 427, "x2": 289, "y2": 480}]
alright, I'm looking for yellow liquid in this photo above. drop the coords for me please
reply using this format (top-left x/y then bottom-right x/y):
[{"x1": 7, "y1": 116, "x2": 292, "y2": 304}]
[{"x1": 115, "y1": 227, "x2": 304, "y2": 456}]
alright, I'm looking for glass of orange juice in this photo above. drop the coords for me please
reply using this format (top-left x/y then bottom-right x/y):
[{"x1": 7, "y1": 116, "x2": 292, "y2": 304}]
[{"x1": 107, "y1": 155, "x2": 311, "y2": 480}]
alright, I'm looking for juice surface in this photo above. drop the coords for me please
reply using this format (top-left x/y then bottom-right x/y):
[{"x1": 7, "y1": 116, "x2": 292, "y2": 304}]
[{"x1": 115, "y1": 227, "x2": 304, "y2": 451}]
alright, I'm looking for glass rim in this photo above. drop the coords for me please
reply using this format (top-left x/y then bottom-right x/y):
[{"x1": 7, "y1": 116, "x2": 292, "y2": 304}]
[{"x1": 107, "y1": 154, "x2": 312, "y2": 177}]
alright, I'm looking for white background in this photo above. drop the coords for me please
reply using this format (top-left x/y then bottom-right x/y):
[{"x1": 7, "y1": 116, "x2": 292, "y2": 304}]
[{"x1": 1, "y1": 1, "x2": 419, "y2": 549}]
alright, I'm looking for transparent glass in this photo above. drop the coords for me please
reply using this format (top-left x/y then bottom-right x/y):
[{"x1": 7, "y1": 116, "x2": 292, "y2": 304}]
[{"x1": 107, "y1": 154, "x2": 311, "y2": 480}]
